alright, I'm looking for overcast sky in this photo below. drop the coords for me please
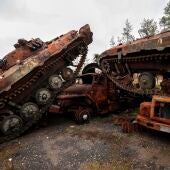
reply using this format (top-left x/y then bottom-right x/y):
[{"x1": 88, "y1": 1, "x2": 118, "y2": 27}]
[{"x1": 0, "y1": 0, "x2": 169, "y2": 60}]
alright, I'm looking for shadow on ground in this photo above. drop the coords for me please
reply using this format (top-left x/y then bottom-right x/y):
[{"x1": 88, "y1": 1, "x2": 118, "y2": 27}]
[{"x1": 0, "y1": 113, "x2": 170, "y2": 170}]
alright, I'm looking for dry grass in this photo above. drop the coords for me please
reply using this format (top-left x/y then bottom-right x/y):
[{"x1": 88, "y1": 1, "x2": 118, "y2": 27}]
[
  {"x1": 65, "y1": 125, "x2": 123, "y2": 145},
  {"x1": 0, "y1": 143, "x2": 20, "y2": 170},
  {"x1": 80, "y1": 160, "x2": 131, "y2": 170}
]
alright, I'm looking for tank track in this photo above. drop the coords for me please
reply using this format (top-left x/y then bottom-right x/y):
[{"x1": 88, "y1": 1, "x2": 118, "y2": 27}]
[
  {"x1": 100, "y1": 51, "x2": 170, "y2": 97},
  {"x1": 0, "y1": 40, "x2": 87, "y2": 144}
]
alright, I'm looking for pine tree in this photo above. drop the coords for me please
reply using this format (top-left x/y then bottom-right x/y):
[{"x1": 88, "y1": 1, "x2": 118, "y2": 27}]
[
  {"x1": 110, "y1": 36, "x2": 115, "y2": 46},
  {"x1": 117, "y1": 36, "x2": 123, "y2": 44},
  {"x1": 122, "y1": 19, "x2": 135, "y2": 43},
  {"x1": 160, "y1": 1, "x2": 170, "y2": 31},
  {"x1": 138, "y1": 19, "x2": 158, "y2": 37}
]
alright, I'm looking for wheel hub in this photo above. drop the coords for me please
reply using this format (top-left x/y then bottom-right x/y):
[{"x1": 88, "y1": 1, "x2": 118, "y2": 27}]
[
  {"x1": 75, "y1": 108, "x2": 91, "y2": 124},
  {"x1": 49, "y1": 75, "x2": 63, "y2": 90},
  {"x1": 21, "y1": 102, "x2": 40, "y2": 121},
  {"x1": 1, "y1": 115, "x2": 23, "y2": 135},
  {"x1": 82, "y1": 114, "x2": 88, "y2": 120},
  {"x1": 36, "y1": 88, "x2": 51, "y2": 105}
]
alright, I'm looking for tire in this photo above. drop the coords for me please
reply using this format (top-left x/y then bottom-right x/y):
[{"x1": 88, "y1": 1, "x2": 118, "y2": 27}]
[
  {"x1": 82, "y1": 63, "x2": 100, "y2": 74},
  {"x1": 74, "y1": 107, "x2": 91, "y2": 124},
  {"x1": 139, "y1": 72, "x2": 155, "y2": 89},
  {"x1": 1, "y1": 115, "x2": 23, "y2": 135}
]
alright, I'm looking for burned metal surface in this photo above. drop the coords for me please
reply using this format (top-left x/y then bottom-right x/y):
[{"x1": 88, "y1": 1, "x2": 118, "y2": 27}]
[
  {"x1": 112, "y1": 115, "x2": 141, "y2": 133},
  {"x1": 0, "y1": 25, "x2": 92, "y2": 93},
  {"x1": 99, "y1": 31, "x2": 170, "y2": 97},
  {"x1": 100, "y1": 31, "x2": 170, "y2": 57},
  {"x1": 137, "y1": 95, "x2": 170, "y2": 133},
  {"x1": 0, "y1": 38, "x2": 45, "y2": 71},
  {"x1": 49, "y1": 72, "x2": 119, "y2": 122},
  {"x1": 0, "y1": 24, "x2": 93, "y2": 143}
]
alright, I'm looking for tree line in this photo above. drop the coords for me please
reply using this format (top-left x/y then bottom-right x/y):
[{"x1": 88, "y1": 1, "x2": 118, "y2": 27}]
[{"x1": 110, "y1": 1, "x2": 170, "y2": 46}]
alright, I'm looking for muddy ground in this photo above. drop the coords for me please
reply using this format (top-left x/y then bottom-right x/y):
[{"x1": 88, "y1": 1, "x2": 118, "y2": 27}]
[{"x1": 0, "y1": 114, "x2": 170, "y2": 170}]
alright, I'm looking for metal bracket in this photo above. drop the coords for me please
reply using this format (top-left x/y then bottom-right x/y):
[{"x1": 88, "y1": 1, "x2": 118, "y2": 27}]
[{"x1": 118, "y1": 52, "x2": 122, "y2": 60}]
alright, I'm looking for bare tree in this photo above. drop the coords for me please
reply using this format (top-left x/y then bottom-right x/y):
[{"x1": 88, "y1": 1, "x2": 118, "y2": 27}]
[{"x1": 138, "y1": 19, "x2": 158, "y2": 37}]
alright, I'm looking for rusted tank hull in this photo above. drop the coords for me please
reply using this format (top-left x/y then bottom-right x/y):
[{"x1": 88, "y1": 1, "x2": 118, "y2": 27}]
[
  {"x1": 0, "y1": 24, "x2": 93, "y2": 143},
  {"x1": 99, "y1": 31, "x2": 170, "y2": 97},
  {"x1": 100, "y1": 31, "x2": 170, "y2": 58},
  {"x1": 0, "y1": 38, "x2": 84, "y2": 104}
]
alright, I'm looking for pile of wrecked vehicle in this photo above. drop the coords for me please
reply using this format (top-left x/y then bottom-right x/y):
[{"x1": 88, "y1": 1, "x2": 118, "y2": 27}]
[
  {"x1": 0, "y1": 24, "x2": 93, "y2": 143},
  {"x1": 98, "y1": 31, "x2": 170, "y2": 133},
  {"x1": 0, "y1": 25, "x2": 169, "y2": 143},
  {"x1": 49, "y1": 63, "x2": 119, "y2": 124}
]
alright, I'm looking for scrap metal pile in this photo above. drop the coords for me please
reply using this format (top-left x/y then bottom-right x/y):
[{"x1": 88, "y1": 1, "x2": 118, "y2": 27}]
[
  {"x1": 0, "y1": 24, "x2": 93, "y2": 143},
  {"x1": 98, "y1": 31, "x2": 170, "y2": 97},
  {"x1": 98, "y1": 31, "x2": 170, "y2": 133},
  {"x1": 0, "y1": 25, "x2": 169, "y2": 143}
]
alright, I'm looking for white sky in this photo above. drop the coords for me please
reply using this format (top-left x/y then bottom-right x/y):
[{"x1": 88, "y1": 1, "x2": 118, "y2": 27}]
[{"x1": 0, "y1": 0, "x2": 169, "y2": 60}]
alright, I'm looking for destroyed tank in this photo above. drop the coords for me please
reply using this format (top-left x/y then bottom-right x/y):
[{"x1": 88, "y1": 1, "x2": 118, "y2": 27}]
[
  {"x1": 98, "y1": 31, "x2": 170, "y2": 97},
  {"x1": 0, "y1": 24, "x2": 93, "y2": 143}
]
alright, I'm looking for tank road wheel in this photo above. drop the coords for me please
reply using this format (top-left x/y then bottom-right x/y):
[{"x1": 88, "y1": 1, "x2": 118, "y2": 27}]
[
  {"x1": 0, "y1": 115, "x2": 23, "y2": 135},
  {"x1": 139, "y1": 72, "x2": 155, "y2": 89},
  {"x1": 75, "y1": 107, "x2": 91, "y2": 124},
  {"x1": 21, "y1": 102, "x2": 40, "y2": 121},
  {"x1": 36, "y1": 88, "x2": 52, "y2": 105},
  {"x1": 61, "y1": 68, "x2": 74, "y2": 81},
  {"x1": 49, "y1": 75, "x2": 63, "y2": 90}
]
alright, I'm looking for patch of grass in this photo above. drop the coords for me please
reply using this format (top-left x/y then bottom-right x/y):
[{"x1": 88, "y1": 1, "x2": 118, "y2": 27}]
[
  {"x1": 66, "y1": 126, "x2": 124, "y2": 145},
  {"x1": 121, "y1": 108, "x2": 139, "y2": 117},
  {"x1": 65, "y1": 125, "x2": 81, "y2": 134},
  {"x1": 110, "y1": 160, "x2": 132, "y2": 170},
  {"x1": 128, "y1": 108, "x2": 139, "y2": 116},
  {"x1": 0, "y1": 143, "x2": 20, "y2": 170},
  {"x1": 80, "y1": 161, "x2": 102, "y2": 170},
  {"x1": 0, "y1": 143, "x2": 19, "y2": 162},
  {"x1": 80, "y1": 160, "x2": 132, "y2": 170}
]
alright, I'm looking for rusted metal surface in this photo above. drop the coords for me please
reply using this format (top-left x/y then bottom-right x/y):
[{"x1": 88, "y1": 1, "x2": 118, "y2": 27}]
[
  {"x1": 112, "y1": 115, "x2": 141, "y2": 133},
  {"x1": 137, "y1": 95, "x2": 170, "y2": 133},
  {"x1": 99, "y1": 31, "x2": 170, "y2": 97},
  {"x1": 0, "y1": 24, "x2": 93, "y2": 143},
  {"x1": 100, "y1": 31, "x2": 170, "y2": 58},
  {"x1": 161, "y1": 79, "x2": 170, "y2": 95},
  {"x1": 0, "y1": 38, "x2": 45, "y2": 71},
  {"x1": 49, "y1": 72, "x2": 119, "y2": 120},
  {"x1": 0, "y1": 25, "x2": 92, "y2": 93}
]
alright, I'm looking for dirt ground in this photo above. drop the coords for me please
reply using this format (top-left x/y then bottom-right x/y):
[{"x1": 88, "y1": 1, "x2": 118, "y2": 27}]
[{"x1": 0, "y1": 114, "x2": 170, "y2": 170}]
